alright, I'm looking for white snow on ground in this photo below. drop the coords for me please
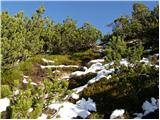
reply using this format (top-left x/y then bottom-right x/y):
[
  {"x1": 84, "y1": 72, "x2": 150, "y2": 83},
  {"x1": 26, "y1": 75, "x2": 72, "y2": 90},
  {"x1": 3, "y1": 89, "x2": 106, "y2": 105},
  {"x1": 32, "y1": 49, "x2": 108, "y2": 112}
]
[
  {"x1": 73, "y1": 84, "x2": 88, "y2": 94},
  {"x1": 104, "y1": 61, "x2": 114, "y2": 68},
  {"x1": 40, "y1": 65, "x2": 79, "y2": 69},
  {"x1": 13, "y1": 90, "x2": 19, "y2": 96},
  {"x1": 0, "y1": 98, "x2": 10, "y2": 112},
  {"x1": 89, "y1": 59, "x2": 105, "y2": 63},
  {"x1": 71, "y1": 93, "x2": 79, "y2": 99},
  {"x1": 140, "y1": 57, "x2": 150, "y2": 64},
  {"x1": 52, "y1": 70, "x2": 60, "y2": 73},
  {"x1": 22, "y1": 77, "x2": 37, "y2": 86},
  {"x1": 88, "y1": 68, "x2": 115, "y2": 84},
  {"x1": 120, "y1": 59, "x2": 129, "y2": 66},
  {"x1": 71, "y1": 62, "x2": 105, "y2": 77},
  {"x1": 73, "y1": 68, "x2": 115, "y2": 94},
  {"x1": 37, "y1": 113, "x2": 47, "y2": 119},
  {"x1": 42, "y1": 58, "x2": 55, "y2": 63},
  {"x1": 134, "y1": 97, "x2": 159, "y2": 119},
  {"x1": 28, "y1": 108, "x2": 33, "y2": 113},
  {"x1": 154, "y1": 53, "x2": 159, "y2": 57},
  {"x1": 71, "y1": 61, "x2": 115, "y2": 94},
  {"x1": 49, "y1": 98, "x2": 96, "y2": 119},
  {"x1": 106, "y1": 75, "x2": 112, "y2": 79},
  {"x1": 76, "y1": 98, "x2": 96, "y2": 112},
  {"x1": 110, "y1": 109, "x2": 125, "y2": 119}
]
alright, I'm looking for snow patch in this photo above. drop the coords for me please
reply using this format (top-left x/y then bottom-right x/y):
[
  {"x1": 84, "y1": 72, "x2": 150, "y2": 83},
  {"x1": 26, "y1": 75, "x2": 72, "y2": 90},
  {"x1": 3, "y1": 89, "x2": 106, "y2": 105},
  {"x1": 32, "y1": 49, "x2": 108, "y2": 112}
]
[
  {"x1": 73, "y1": 84, "x2": 88, "y2": 93},
  {"x1": 28, "y1": 108, "x2": 33, "y2": 113},
  {"x1": 22, "y1": 76, "x2": 37, "y2": 86},
  {"x1": 40, "y1": 65, "x2": 79, "y2": 69},
  {"x1": 140, "y1": 57, "x2": 150, "y2": 64},
  {"x1": 0, "y1": 98, "x2": 10, "y2": 112},
  {"x1": 49, "y1": 98, "x2": 96, "y2": 119},
  {"x1": 13, "y1": 90, "x2": 19, "y2": 96},
  {"x1": 120, "y1": 59, "x2": 129, "y2": 66},
  {"x1": 134, "y1": 97, "x2": 159, "y2": 118},
  {"x1": 76, "y1": 98, "x2": 96, "y2": 112},
  {"x1": 89, "y1": 59, "x2": 105, "y2": 63},
  {"x1": 71, "y1": 93, "x2": 79, "y2": 100},
  {"x1": 42, "y1": 58, "x2": 55, "y2": 63},
  {"x1": 110, "y1": 109, "x2": 125, "y2": 119}
]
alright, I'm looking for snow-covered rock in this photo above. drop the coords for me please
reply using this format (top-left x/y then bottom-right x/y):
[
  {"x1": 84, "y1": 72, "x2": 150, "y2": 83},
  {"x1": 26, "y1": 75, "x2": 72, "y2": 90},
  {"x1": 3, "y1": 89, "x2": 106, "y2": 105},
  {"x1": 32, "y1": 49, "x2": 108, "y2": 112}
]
[
  {"x1": 0, "y1": 98, "x2": 10, "y2": 112},
  {"x1": 110, "y1": 109, "x2": 125, "y2": 119}
]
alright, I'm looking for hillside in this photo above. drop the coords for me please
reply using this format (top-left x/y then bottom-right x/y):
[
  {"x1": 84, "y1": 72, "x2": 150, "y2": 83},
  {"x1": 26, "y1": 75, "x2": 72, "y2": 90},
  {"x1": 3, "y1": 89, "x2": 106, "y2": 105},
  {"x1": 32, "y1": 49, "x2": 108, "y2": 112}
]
[{"x1": 1, "y1": 3, "x2": 159, "y2": 119}]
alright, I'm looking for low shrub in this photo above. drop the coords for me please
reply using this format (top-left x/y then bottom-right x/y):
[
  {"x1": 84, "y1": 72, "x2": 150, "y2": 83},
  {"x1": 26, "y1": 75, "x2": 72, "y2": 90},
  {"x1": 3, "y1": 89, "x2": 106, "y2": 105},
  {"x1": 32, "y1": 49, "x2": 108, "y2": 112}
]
[
  {"x1": 80, "y1": 64, "x2": 159, "y2": 119},
  {"x1": 18, "y1": 61, "x2": 33, "y2": 76},
  {"x1": 2, "y1": 79, "x2": 72, "y2": 119},
  {"x1": 1, "y1": 68, "x2": 23, "y2": 86}
]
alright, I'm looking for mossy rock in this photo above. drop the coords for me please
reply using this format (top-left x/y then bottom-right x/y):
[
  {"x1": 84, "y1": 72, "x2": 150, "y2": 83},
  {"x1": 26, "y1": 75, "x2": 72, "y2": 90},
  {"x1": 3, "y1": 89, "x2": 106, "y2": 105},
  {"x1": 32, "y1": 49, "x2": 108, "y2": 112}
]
[{"x1": 68, "y1": 72, "x2": 97, "y2": 89}]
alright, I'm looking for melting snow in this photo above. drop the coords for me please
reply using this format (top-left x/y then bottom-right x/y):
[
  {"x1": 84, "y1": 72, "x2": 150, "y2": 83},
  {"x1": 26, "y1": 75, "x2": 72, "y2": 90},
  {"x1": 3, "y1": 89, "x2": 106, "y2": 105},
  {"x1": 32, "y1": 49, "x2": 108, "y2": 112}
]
[
  {"x1": 42, "y1": 58, "x2": 55, "y2": 63},
  {"x1": 22, "y1": 77, "x2": 37, "y2": 86},
  {"x1": 49, "y1": 98, "x2": 96, "y2": 119},
  {"x1": 0, "y1": 98, "x2": 10, "y2": 112},
  {"x1": 140, "y1": 57, "x2": 150, "y2": 64},
  {"x1": 28, "y1": 108, "x2": 33, "y2": 113},
  {"x1": 72, "y1": 62, "x2": 115, "y2": 93},
  {"x1": 71, "y1": 93, "x2": 79, "y2": 99},
  {"x1": 76, "y1": 98, "x2": 96, "y2": 112},
  {"x1": 134, "y1": 97, "x2": 159, "y2": 118},
  {"x1": 110, "y1": 109, "x2": 125, "y2": 119},
  {"x1": 89, "y1": 59, "x2": 105, "y2": 63},
  {"x1": 13, "y1": 90, "x2": 19, "y2": 96},
  {"x1": 40, "y1": 65, "x2": 79, "y2": 69},
  {"x1": 73, "y1": 84, "x2": 88, "y2": 93},
  {"x1": 120, "y1": 59, "x2": 129, "y2": 66},
  {"x1": 71, "y1": 62, "x2": 104, "y2": 77}
]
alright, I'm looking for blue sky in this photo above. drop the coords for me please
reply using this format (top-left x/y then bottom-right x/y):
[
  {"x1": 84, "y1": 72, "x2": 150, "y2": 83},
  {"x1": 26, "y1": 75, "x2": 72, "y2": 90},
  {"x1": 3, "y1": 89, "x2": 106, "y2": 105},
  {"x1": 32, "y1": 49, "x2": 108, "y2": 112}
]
[{"x1": 1, "y1": 1, "x2": 158, "y2": 34}]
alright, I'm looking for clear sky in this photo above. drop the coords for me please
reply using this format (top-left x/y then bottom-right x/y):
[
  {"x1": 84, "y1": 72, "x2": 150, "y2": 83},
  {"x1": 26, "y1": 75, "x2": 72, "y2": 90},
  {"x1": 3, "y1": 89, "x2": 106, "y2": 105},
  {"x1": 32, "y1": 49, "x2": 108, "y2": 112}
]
[{"x1": 1, "y1": 1, "x2": 158, "y2": 35}]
